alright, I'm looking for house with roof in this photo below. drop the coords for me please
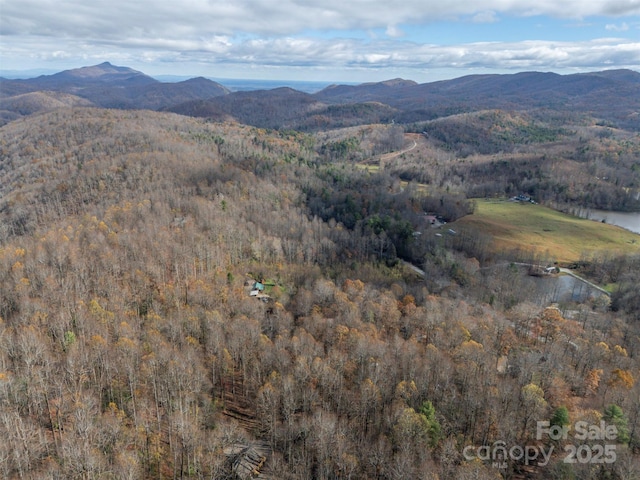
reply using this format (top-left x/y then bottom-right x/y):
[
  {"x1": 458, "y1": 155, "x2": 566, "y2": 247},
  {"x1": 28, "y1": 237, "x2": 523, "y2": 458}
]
[{"x1": 250, "y1": 282, "x2": 265, "y2": 296}]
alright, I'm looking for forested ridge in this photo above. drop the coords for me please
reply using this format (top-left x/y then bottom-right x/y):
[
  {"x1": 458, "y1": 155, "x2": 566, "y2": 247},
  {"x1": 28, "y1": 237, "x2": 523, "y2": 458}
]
[{"x1": 0, "y1": 108, "x2": 639, "y2": 479}]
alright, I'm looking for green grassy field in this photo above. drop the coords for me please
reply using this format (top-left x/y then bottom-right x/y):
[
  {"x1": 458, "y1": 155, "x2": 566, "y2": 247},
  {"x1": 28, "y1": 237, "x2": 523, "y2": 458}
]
[{"x1": 456, "y1": 199, "x2": 640, "y2": 264}]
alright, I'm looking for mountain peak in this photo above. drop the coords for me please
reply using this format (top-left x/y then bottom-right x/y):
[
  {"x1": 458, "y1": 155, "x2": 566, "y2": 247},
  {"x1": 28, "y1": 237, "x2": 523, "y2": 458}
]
[
  {"x1": 359, "y1": 78, "x2": 417, "y2": 88},
  {"x1": 380, "y1": 78, "x2": 418, "y2": 87},
  {"x1": 61, "y1": 62, "x2": 146, "y2": 79}
]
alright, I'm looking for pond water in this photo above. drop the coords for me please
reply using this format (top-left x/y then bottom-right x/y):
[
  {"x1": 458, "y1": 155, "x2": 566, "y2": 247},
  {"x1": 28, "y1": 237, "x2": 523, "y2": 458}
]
[
  {"x1": 575, "y1": 208, "x2": 640, "y2": 234},
  {"x1": 490, "y1": 265, "x2": 607, "y2": 306},
  {"x1": 529, "y1": 273, "x2": 605, "y2": 304}
]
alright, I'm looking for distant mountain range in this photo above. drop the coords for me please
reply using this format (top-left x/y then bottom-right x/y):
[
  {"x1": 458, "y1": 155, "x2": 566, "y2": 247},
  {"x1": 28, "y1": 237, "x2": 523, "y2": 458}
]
[
  {"x1": 0, "y1": 62, "x2": 229, "y2": 118},
  {"x1": 1, "y1": 62, "x2": 639, "y2": 130}
]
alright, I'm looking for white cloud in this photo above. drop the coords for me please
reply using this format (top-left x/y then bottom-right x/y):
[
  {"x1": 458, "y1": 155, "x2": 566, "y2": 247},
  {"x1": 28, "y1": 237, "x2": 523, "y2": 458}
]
[
  {"x1": 158, "y1": 37, "x2": 640, "y2": 70},
  {"x1": 2, "y1": 32, "x2": 639, "y2": 81},
  {"x1": 385, "y1": 25, "x2": 405, "y2": 38},
  {"x1": 1, "y1": 0, "x2": 639, "y2": 80},
  {"x1": 3, "y1": 0, "x2": 640, "y2": 40},
  {"x1": 606, "y1": 22, "x2": 630, "y2": 30},
  {"x1": 472, "y1": 11, "x2": 499, "y2": 23}
]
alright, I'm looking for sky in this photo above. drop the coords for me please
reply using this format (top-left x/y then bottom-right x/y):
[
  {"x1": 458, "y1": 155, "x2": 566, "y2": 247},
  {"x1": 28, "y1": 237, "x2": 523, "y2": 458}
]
[{"x1": 1, "y1": 0, "x2": 639, "y2": 83}]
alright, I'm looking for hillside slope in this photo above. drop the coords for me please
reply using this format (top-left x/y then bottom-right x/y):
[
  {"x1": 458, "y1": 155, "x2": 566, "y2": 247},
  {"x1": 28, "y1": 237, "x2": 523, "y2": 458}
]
[
  {"x1": 0, "y1": 91, "x2": 94, "y2": 122},
  {"x1": 0, "y1": 108, "x2": 638, "y2": 479}
]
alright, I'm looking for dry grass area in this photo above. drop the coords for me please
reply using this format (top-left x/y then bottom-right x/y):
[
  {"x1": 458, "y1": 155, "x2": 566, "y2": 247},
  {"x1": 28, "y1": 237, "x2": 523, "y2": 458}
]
[{"x1": 456, "y1": 199, "x2": 640, "y2": 263}]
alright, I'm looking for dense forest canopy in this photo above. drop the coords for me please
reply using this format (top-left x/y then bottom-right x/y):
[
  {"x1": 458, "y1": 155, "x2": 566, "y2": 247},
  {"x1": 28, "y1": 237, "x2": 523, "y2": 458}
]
[{"x1": 0, "y1": 106, "x2": 639, "y2": 479}]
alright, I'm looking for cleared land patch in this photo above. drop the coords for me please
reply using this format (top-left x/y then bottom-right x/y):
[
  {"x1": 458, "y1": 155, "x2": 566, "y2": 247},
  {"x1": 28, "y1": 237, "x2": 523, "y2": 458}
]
[{"x1": 455, "y1": 199, "x2": 640, "y2": 264}]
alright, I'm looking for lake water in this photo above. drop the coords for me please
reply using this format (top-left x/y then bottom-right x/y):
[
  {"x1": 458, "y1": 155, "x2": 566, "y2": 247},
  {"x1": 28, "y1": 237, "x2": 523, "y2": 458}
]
[{"x1": 575, "y1": 208, "x2": 640, "y2": 234}]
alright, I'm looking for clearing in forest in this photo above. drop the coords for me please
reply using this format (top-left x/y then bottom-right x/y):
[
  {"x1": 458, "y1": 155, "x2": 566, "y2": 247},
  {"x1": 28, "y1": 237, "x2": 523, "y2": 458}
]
[{"x1": 455, "y1": 199, "x2": 640, "y2": 264}]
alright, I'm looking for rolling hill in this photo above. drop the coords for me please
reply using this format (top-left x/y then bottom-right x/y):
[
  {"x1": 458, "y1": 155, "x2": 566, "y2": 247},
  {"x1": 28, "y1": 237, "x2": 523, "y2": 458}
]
[
  {"x1": 315, "y1": 69, "x2": 640, "y2": 129},
  {"x1": 2, "y1": 63, "x2": 638, "y2": 130},
  {"x1": 1, "y1": 85, "x2": 639, "y2": 480},
  {"x1": 0, "y1": 91, "x2": 94, "y2": 122}
]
